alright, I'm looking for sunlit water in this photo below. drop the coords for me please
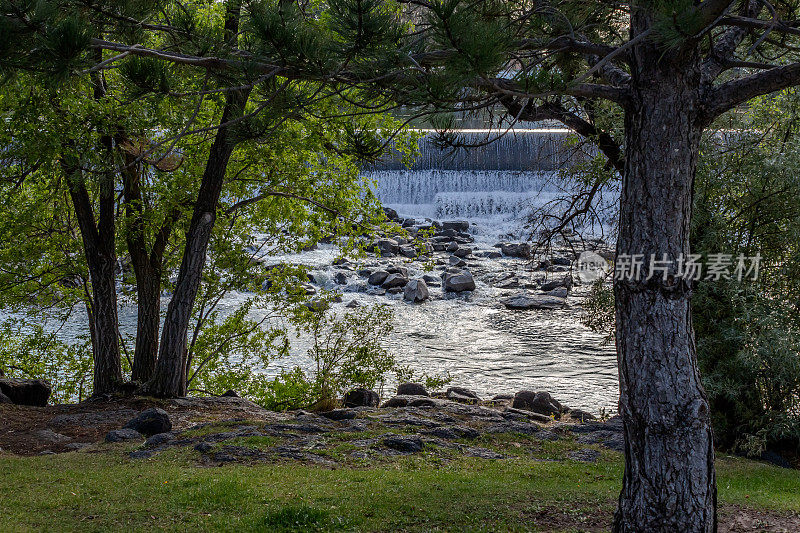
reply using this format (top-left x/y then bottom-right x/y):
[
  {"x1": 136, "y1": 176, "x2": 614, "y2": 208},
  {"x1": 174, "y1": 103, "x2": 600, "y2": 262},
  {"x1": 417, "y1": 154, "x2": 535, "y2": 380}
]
[{"x1": 6, "y1": 131, "x2": 622, "y2": 414}]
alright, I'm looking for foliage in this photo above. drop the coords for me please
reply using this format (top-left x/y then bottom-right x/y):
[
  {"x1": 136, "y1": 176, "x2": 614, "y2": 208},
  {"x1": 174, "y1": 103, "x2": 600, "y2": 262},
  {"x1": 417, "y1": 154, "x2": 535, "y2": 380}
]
[
  {"x1": 0, "y1": 319, "x2": 93, "y2": 403},
  {"x1": 258, "y1": 304, "x2": 397, "y2": 411}
]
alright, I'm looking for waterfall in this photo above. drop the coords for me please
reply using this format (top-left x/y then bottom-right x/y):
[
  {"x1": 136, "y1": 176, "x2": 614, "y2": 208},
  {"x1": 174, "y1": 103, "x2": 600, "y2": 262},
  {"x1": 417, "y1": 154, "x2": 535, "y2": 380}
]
[
  {"x1": 371, "y1": 129, "x2": 582, "y2": 171},
  {"x1": 363, "y1": 129, "x2": 604, "y2": 239}
]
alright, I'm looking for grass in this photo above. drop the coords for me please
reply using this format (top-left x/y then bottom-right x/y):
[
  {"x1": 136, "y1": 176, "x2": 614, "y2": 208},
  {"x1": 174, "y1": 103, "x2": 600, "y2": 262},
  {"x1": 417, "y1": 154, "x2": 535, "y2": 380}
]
[{"x1": 1, "y1": 443, "x2": 799, "y2": 532}]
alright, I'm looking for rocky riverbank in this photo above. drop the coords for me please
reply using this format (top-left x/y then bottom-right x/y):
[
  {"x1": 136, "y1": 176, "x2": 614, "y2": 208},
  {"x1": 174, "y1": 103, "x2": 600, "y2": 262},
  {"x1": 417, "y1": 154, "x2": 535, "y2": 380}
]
[{"x1": 0, "y1": 385, "x2": 620, "y2": 463}]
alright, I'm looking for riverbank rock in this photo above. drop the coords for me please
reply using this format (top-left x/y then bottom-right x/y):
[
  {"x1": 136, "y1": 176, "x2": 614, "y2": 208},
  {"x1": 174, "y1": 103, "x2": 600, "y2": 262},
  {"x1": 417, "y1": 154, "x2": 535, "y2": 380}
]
[
  {"x1": 500, "y1": 242, "x2": 531, "y2": 258},
  {"x1": 443, "y1": 271, "x2": 476, "y2": 292},
  {"x1": 123, "y1": 408, "x2": 172, "y2": 436},
  {"x1": 501, "y1": 292, "x2": 566, "y2": 310},
  {"x1": 397, "y1": 383, "x2": 429, "y2": 396},
  {"x1": 343, "y1": 388, "x2": 380, "y2": 408},
  {"x1": 403, "y1": 279, "x2": 430, "y2": 302},
  {"x1": 540, "y1": 274, "x2": 573, "y2": 292},
  {"x1": 446, "y1": 387, "x2": 481, "y2": 404},
  {"x1": 0, "y1": 378, "x2": 52, "y2": 407},
  {"x1": 512, "y1": 391, "x2": 566, "y2": 418}
]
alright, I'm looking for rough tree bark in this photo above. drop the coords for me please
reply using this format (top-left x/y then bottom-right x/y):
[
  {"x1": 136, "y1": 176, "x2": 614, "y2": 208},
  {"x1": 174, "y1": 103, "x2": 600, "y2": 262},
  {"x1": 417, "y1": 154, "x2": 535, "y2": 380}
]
[
  {"x1": 612, "y1": 16, "x2": 716, "y2": 533},
  {"x1": 120, "y1": 150, "x2": 180, "y2": 383},
  {"x1": 64, "y1": 164, "x2": 124, "y2": 396}
]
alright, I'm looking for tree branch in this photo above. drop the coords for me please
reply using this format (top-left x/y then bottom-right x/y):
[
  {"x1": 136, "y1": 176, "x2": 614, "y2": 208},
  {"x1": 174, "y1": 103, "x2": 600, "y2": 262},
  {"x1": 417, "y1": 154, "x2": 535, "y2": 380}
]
[{"x1": 702, "y1": 61, "x2": 800, "y2": 122}]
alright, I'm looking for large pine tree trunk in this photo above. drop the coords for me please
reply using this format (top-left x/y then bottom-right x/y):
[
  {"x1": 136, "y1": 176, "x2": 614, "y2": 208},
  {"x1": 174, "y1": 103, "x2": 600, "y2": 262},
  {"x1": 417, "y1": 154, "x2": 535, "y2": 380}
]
[
  {"x1": 141, "y1": 93, "x2": 247, "y2": 397},
  {"x1": 613, "y1": 31, "x2": 716, "y2": 533}
]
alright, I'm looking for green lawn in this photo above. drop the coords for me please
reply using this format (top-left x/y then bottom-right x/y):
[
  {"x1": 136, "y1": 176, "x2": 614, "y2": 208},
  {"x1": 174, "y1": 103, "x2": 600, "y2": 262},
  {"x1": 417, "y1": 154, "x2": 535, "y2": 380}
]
[{"x1": 1, "y1": 444, "x2": 798, "y2": 532}]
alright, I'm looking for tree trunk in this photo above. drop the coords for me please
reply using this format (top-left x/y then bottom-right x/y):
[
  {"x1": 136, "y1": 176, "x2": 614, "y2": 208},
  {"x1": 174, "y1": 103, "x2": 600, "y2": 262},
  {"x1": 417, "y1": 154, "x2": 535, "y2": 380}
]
[
  {"x1": 141, "y1": 93, "x2": 248, "y2": 397},
  {"x1": 64, "y1": 165, "x2": 123, "y2": 396},
  {"x1": 130, "y1": 265, "x2": 161, "y2": 383},
  {"x1": 613, "y1": 32, "x2": 716, "y2": 533}
]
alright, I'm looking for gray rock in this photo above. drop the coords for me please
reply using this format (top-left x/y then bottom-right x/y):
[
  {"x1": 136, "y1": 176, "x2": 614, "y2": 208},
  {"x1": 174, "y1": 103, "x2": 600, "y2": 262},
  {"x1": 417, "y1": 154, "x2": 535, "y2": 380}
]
[
  {"x1": 383, "y1": 435, "x2": 423, "y2": 453},
  {"x1": 345, "y1": 299, "x2": 361, "y2": 308},
  {"x1": 442, "y1": 220, "x2": 469, "y2": 232},
  {"x1": 383, "y1": 207, "x2": 400, "y2": 220},
  {"x1": 552, "y1": 257, "x2": 572, "y2": 266},
  {"x1": 568, "y1": 449, "x2": 600, "y2": 462},
  {"x1": 403, "y1": 279, "x2": 430, "y2": 302},
  {"x1": 568, "y1": 409, "x2": 596, "y2": 422},
  {"x1": 428, "y1": 426, "x2": 481, "y2": 440},
  {"x1": 464, "y1": 447, "x2": 504, "y2": 459},
  {"x1": 372, "y1": 238, "x2": 399, "y2": 256},
  {"x1": 446, "y1": 241, "x2": 459, "y2": 252},
  {"x1": 512, "y1": 391, "x2": 565, "y2": 418},
  {"x1": 145, "y1": 432, "x2": 175, "y2": 447},
  {"x1": 540, "y1": 274, "x2": 573, "y2": 292},
  {"x1": 320, "y1": 409, "x2": 357, "y2": 421},
  {"x1": 129, "y1": 450, "x2": 157, "y2": 460},
  {"x1": 397, "y1": 382, "x2": 429, "y2": 396},
  {"x1": 366, "y1": 287, "x2": 386, "y2": 296},
  {"x1": 500, "y1": 242, "x2": 531, "y2": 258},
  {"x1": 334, "y1": 272, "x2": 348, "y2": 285},
  {"x1": 368, "y1": 270, "x2": 390, "y2": 286},
  {"x1": 453, "y1": 247, "x2": 472, "y2": 258},
  {"x1": 35, "y1": 429, "x2": 70, "y2": 443},
  {"x1": 105, "y1": 428, "x2": 143, "y2": 443},
  {"x1": 399, "y1": 245, "x2": 417, "y2": 258},
  {"x1": 194, "y1": 442, "x2": 214, "y2": 453},
  {"x1": 382, "y1": 273, "x2": 409, "y2": 289},
  {"x1": 123, "y1": 408, "x2": 172, "y2": 436},
  {"x1": 501, "y1": 292, "x2": 566, "y2": 310},
  {"x1": 0, "y1": 378, "x2": 52, "y2": 406},
  {"x1": 446, "y1": 387, "x2": 481, "y2": 404},
  {"x1": 448, "y1": 255, "x2": 466, "y2": 267},
  {"x1": 343, "y1": 388, "x2": 380, "y2": 407},
  {"x1": 443, "y1": 271, "x2": 475, "y2": 292},
  {"x1": 543, "y1": 286, "x2": 569, "y2": 298}
]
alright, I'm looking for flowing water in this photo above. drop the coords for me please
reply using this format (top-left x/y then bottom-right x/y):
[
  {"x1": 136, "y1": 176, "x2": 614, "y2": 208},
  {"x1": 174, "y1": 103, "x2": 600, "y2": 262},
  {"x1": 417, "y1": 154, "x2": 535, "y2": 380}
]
[{"x1": 11, "y1": 129, "x2": 621, "y2": 414}]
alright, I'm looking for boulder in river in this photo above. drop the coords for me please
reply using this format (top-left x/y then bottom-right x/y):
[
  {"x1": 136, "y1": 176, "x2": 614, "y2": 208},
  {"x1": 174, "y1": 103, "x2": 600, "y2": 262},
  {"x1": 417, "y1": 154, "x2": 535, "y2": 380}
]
[
  {"x1": 453, "y1": 246, "x2": 472, "y2": 258},
  {"x1": 399, "y1": 245, "x2": 417, "y2": 258},
  {"x1": 334, "y1": 272, "x2": 348, "y2": 285},
  {"x1": 0, "y1": 378, "x2": 52, "y2": 407},
  {"x1": 500, "y1": 242, "x2": 531, "y2": 258},
  {"x1": 443, "y1": 271, "x2": 475, "y2": 292},
  {"x1": 540, "y1": 274, "x2": 573, "y2": 292},
  {"x1": 512, "y1": 391, "x2": 566, "y2": 418},
  {"x1": 372, "y1": 238, "x2": 399, "y2": 256},
  {"x1": 368, "y1": 270, "x2": 389, "y2": 286},
  {"x1": 448, "y1": 255, "x2": 466, "y2": 267},
  {"x1": 382, "y1": 273, "x2": 409, "y2": 289},
  {"x1": 397, "y1": 382, "x2": 429, "y2": 396},
  {"x1": 343, "y1": 388, "x2": 380, "y2": 407},
  {"x1": 382, "y1": 207, "x2": 400, "y2": 221},
  {"x1": 442, "y1": 220, "x2": 470, "y2": 232},
  {"x1": 543, "y1": 286, "x2": 568, "y2": 298},
  {"x1": 501, "y1": 292, "x2": 566, "y2": 310},
  {"x1": 403, "y1": 279, "x2": 430, "y2": 303}
]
